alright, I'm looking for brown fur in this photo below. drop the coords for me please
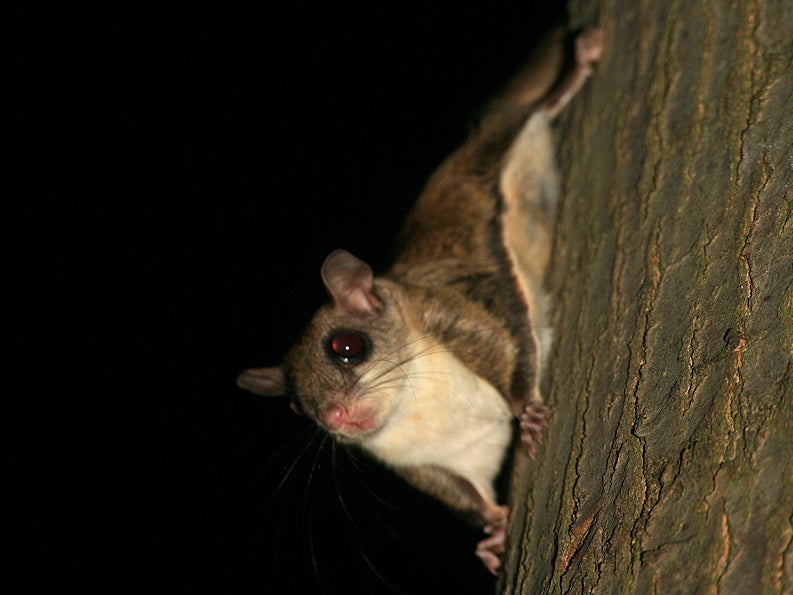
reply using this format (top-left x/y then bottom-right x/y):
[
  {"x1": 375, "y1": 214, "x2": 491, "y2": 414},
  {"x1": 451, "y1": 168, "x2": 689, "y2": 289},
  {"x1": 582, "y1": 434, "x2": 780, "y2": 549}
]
[{"x1": 238, "y1": 27, "x2": 603, "y2": 562}]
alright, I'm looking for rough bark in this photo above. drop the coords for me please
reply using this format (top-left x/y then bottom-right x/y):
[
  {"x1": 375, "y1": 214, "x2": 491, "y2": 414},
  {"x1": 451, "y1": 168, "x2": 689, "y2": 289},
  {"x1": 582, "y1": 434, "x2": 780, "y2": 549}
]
[{"x1": 501, "y1": 1, "x2": 793, "y2": 593}]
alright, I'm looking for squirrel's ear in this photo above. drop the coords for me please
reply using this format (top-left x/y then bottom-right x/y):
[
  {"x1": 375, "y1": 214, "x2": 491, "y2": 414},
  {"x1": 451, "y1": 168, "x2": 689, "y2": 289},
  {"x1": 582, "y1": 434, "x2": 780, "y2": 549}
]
[
  {"x1": 321, "y1": 250, "x2": 383, "y2": 317},
  {"x1": 236, "y1": 366, "x2": 286, "y2": 396}
]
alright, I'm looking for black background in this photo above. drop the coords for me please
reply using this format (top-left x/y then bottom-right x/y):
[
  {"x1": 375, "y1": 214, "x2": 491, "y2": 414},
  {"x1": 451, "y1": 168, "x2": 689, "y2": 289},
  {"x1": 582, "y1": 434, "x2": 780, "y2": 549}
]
[{"x1": 11, "y1": 4, "x2": 565, "y2": 593}]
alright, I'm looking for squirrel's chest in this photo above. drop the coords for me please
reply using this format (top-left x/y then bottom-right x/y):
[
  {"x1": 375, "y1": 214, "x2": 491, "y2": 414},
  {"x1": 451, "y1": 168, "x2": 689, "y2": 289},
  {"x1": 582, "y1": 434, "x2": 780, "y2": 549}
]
[{"x1": 360, "y1": 346, "x2": 514, "y2": 493}]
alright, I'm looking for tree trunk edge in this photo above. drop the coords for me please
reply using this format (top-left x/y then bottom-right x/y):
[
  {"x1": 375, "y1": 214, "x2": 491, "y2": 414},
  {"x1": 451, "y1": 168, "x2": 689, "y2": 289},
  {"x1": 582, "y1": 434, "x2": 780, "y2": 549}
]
[{"x1": 500, "y1": 1, "x2": 793, "y2": 593}]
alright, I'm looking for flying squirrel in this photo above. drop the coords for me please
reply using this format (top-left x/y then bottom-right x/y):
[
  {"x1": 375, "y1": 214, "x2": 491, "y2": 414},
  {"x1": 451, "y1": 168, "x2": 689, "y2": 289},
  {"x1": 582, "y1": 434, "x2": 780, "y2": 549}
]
[{"x1": 238, "y1": 26, "x2": 603, "y2": 573}]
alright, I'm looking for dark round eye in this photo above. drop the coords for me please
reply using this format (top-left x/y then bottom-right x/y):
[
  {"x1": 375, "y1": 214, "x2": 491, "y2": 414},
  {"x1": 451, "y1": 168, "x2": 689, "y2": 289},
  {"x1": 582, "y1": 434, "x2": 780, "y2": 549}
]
[{"x1": 329, "y1": 331, "x2": 366, "y2": 363}]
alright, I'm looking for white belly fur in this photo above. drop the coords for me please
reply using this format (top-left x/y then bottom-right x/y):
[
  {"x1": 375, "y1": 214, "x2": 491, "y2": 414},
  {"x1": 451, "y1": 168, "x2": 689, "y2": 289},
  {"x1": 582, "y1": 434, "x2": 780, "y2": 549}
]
[
  {"x1": 499, "y1": 109, "x2": 556, "y2": 371},
  {"x1": 360, "y1": 339, "x2": 513, "y2": 502},
  {"x1": 359, "y1": 112, "x2": 557, "y2": 502}
]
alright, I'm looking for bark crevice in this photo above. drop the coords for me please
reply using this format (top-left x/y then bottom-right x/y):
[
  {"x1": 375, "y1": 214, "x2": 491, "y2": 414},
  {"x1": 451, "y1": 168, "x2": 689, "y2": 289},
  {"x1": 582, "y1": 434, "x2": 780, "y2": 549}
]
[{"x1": 500, "y1": 1, "x2": 793, "y2": 592}]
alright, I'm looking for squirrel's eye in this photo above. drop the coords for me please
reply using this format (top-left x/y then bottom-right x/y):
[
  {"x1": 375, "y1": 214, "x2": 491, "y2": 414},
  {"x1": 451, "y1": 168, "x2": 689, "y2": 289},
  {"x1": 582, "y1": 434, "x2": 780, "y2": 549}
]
[{"x1": 329, "y1": 331, "x2": 366, "y2": 363}]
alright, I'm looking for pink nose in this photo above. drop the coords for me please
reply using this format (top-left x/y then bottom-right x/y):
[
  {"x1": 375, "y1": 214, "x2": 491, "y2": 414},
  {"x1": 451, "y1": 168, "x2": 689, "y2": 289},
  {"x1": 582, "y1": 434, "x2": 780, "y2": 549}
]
[
  {"x1": 323, "y1": 404, "x2": 348, "y2": 430},
  {"x1": 321, "y1": 403, "x2": 377, "y2": 435}
]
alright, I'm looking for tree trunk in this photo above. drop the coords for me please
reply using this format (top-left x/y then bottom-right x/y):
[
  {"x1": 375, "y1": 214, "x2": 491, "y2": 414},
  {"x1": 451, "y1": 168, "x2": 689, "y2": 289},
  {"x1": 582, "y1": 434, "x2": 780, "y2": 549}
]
[{"x1": 500, "y1": 1, "x2": 793, "y2": 593}]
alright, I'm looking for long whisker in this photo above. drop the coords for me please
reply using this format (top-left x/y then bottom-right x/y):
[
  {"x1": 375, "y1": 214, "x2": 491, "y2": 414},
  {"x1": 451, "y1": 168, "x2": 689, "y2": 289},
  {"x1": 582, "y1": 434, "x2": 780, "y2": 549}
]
[
  {"x1": 380, "y1": 357, "x2": 419, "y2": 402},
  {"x1": 304, "y1": 433, "x2": 331, "y2": 593},
  {"x1": 358, "y1": 549, "x2": 409, "y2": 595},
  {"x1": 350, "y1": 334, "x2": 447, "y2": 389},
  {"x1": 264, "y1": 426, "x2": 322, "y2": 505},
  {"x1": 332, "y1": 446, "x2": 410, "y2": 594},
  {"x1": 249, "y1": 424, "x2": 325, "y2": 589},
  {"x1": 350, "y1": 339, "x2": 452, "y2": 395},
  {"x1": 356, "y1": 334, "x2": 430, "y2": 377},
  {"x1": 339, "y1": 452, "x2": 417, "y2": 550},
  {"x1": 331, "y1": 441, "x2": 360, "y2": 532},
  {"x1": 340, "y1": 447, "x2": 401, "y2": 513},
  {"x1": 355, "y1": 324, "x2": 509, "y2": 395}
]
